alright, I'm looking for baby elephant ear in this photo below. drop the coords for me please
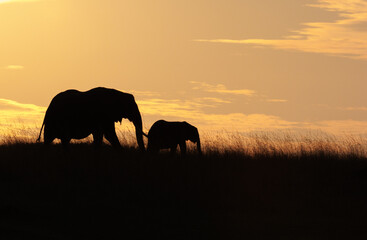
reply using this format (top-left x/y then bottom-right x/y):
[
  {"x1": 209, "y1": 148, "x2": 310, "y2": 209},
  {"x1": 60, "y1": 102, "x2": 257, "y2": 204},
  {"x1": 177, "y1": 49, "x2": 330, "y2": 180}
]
[
  {"x1": 183, "y1": 123, "x2": 193, "y2": 139},
  {"x1": 191, "y1": 127, "x2": 202, "y2": 155},
  {"x1": 188, "y1": 125, "x2": 200, "y2": 142}
]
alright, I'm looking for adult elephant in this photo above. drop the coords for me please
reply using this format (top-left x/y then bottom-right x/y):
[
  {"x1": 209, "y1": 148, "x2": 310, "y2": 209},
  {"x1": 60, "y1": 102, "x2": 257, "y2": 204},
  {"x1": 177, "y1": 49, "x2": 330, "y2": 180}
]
[
  {"x1": 147, "y1": 120, "x2": 201, "y2": 155},
  {"x1": 37, "y1": 87, "x2": 145, "y2": 150}
]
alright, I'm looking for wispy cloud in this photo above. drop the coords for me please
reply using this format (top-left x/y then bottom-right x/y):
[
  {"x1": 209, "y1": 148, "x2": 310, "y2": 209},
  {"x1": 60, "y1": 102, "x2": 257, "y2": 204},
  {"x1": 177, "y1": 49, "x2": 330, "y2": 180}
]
[
  {"x1": 199, "y1": 97, "x2": 231, "y2": 104},
  {"x1": 0, "y1": 99, "x2": 45, "y2": 140},
  {"x1": 0, "y1": 99, "x2": 45, "y2": 128},
  {"x1": 137, "y1": 98, "x2": 301, "y2": 131},
  {"x1": 190, "y1": 81, "x2": 287, "y2": 104},
  {"x1": 5, "y1": 65, "x2": 24, "y2": 70},
  {"x1": 339, "y1": 106, "x2": 367, "y2": 111},
  {"x1": 0, "y1": 98, "x2": 45, "y2": 112},
  {"x1": 191, "y1": 81, "x2": 256, "y2": 96},
  {"x1": 128, "y1": 90, "x2": 161, "y2": 97},
  {"x1": 316, "y1": 119, "x2": 367, "y2": 135},
  {"x1": 317, "y1": 104, "x2": 367, "y2": 112},
  {"x1": 137, "y1": 97, "x2": 367, "y2": 135},
  {"x1": 137, "y1": 98, "x2": 202, "y2": 119},
  {"x1": 266, "y1": 99, "x2": 288, "y2": 103},
  {"x1": 195, "y1": 0, "x2": 367, "y2": 60}
]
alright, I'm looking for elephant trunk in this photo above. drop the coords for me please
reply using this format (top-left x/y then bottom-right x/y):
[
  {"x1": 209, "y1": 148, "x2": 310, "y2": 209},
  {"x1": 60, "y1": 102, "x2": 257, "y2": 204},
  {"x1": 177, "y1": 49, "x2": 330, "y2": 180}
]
[
  {"x1": 132, "y1": 111, "x2": 145, "y2": 151},
  {"x1": 194, "y1": 129, "x2": 202, "y2": 155}
]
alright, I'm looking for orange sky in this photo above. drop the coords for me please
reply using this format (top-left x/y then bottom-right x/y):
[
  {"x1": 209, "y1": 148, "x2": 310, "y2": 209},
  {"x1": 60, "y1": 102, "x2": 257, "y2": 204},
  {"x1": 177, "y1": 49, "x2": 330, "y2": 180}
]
[{"x1": 1, "y1": 0, "x2": 367, "y2": 139}]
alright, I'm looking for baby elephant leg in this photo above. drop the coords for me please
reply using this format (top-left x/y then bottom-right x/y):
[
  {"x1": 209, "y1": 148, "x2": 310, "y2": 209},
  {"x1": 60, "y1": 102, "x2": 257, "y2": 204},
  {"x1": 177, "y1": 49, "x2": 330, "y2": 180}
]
[
  {"x1": 170, "y1": 144, "x2": 178, "y2": 155},
  {"x1": 179, "y1": 141, "x2": 187, "y2": 156},
  {"x1": 147, "y1": 142, "x2": 159, "y2": 154},
  {"x1": 92, "y1": 131, "x2": 103, "y2": 148}
]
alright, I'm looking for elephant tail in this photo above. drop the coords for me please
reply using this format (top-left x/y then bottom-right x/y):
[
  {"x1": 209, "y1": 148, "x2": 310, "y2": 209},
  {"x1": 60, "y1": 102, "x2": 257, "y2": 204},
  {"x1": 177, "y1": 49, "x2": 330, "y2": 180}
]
[
  {"x1": 36, "y1": 119, "x2": 45, "y2": 142},
  {"x1": 135, "y1": 125, "x2": 148, "y2": 138}
]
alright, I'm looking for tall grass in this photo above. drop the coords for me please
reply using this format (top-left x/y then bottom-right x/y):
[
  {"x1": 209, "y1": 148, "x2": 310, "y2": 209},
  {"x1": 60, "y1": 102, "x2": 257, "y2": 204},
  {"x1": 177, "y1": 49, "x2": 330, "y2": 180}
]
[
  {"x1": 2, "y1": 126, "x2": 367, "y2": 158},
  {"x1": 199, "y1": 129, "x2": 367, "y2": 158}
]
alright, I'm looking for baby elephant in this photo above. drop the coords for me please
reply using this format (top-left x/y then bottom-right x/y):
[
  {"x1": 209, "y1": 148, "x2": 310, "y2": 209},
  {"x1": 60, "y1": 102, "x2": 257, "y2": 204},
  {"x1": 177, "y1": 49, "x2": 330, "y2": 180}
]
[{"x1": 147, "y1": 120, "x2": 201, "y2": 155}]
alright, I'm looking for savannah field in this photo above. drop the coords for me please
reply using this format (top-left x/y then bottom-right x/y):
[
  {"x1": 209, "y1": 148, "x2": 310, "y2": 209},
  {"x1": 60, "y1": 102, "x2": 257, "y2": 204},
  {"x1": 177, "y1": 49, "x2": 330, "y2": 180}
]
[{"x1": 1, "y1": 130, "x2": 367, "y2": 239}]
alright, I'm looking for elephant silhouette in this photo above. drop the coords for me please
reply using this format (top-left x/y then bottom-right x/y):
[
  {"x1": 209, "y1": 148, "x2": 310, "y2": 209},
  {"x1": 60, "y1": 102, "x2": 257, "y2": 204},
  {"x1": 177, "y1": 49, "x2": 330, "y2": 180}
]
[
  {"x1": 147, "y1": 120, "x2": 201, "y2": 155},
  {"x1": 37, "y1": 87, "x2": 146, "y2": 150}
]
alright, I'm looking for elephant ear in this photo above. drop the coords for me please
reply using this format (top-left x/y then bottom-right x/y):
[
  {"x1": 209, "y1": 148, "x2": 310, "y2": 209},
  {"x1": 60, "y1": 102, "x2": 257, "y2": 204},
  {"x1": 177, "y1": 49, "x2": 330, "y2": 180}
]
[
  {"x1": 107, "y1": 91, "x2": 132, "y2": 123},
  {"x1": 181, "y1": 122, "x2": 190, "y2": 140},
  {"x1": 107, "y1": 92, "x2": 125, "y2": 122},
  {"x1": 119, "y1": 97, "x2": 135, "y2": 122},
  {"x1": 182, "y1": 122, "x2": 196, "y2": 142},
  {"x1": 92, "y1": 89, "x2": 120, "y2": 123}
]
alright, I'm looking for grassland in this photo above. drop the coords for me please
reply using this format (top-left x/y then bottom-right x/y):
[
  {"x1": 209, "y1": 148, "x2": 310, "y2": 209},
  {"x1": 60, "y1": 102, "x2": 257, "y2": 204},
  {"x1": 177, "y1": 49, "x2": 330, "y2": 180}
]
[{"x1": 1, "y1": 131, "x2": 367, "y2": 239}]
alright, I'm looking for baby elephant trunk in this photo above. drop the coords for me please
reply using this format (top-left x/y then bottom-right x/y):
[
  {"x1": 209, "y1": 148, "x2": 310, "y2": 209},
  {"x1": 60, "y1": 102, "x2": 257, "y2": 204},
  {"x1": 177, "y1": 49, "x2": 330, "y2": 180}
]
[{"x1": 197, "y1": 138, "x2": 202, "y2": 155}]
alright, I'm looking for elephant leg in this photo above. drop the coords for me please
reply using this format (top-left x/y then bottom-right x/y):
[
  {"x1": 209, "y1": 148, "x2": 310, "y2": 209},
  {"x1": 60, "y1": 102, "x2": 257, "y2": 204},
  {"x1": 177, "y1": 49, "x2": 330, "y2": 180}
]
[
  {"x1": 92, "y1": 132, "x2": 103, "y2": 148},
  {"x1": 61, "y1": 138, "x2": 70, "y2": 149},
  {"x1": 147, "y1": 142, "x2": 154, "y2": 152},
  {"x1": 44, "y1": 135, "x2": 54, "y2": 145},
  {"x1": 152, "y1": 148, "x2": 159, "y2": 154},
  {"x1": 148, "y1": 143, "x2": 159, "y2": 154},
  {"x1": 170, "y1": 145, "x2": 177, "y2": 155},
  {"x1": 104, "y1": 124, "x2": 121, "y2": 148},
  {"x1": 179, "y1": 141, "x2": 187, "y2": 156},
  {"x1": 43, "y1": 127, "x2": 54, "y2": 145}
]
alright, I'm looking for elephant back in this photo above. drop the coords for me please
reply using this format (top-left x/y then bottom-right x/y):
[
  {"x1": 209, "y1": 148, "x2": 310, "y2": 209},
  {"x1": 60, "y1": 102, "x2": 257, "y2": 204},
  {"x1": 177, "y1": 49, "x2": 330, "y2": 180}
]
[{"x1": 148, "y1": 120, "x2": 184, "y2": 146}]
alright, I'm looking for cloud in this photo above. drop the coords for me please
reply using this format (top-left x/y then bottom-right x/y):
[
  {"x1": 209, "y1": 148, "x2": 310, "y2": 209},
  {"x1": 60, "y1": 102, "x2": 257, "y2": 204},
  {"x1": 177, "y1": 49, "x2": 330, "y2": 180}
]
[
  {"x1": 190, "y1": 81, "x2": 287, "y2": 104},
  {"x1": 0, "y1": 99, "x2": 45, "y2": 124},
  {"x1": 0, "y1": 98, "x2": 45, "y2": 112},
  {"x1": 266, "y1": 99, "x2": 288, "y2": 103},
  {"x1": 5, "y1": 65, "x2": 24, "y2": 70},
  {"x1": 199, "y1": 97, "x2": 231, "y2": 104},
  {"x1": 137, "y1": 98, "x2": 202, "y2": 119},
  {"x1": 195, "y1": 0, "x2": 367, "y2": 60},
  {"x1": 0, "y1": 99, "x2": 46, "y2": 140},
  {"x1": 191, "y1": 81, "x2": 256, "y2": 96},
  {"x1": 316, "y1": 119, "x2": 367, "y2": 135},
  {"x1": 137, "y1": 98, "x2": 301, "y2": 131},
  {"x1": 318, "y1": 104, "x2": 367, "y2": 112},
  {"x1": 339, "y1": 106, "x2": 367, "y2": 111},
  {"x1": 195, "y1": 113, "x2": 303, "y2": 131},
  {"x1": 128, "y1": 90, "x2": 161, "y2": 97},
  {"x1": 136, "y1": 97, "x2": 367, "y2": 136}
]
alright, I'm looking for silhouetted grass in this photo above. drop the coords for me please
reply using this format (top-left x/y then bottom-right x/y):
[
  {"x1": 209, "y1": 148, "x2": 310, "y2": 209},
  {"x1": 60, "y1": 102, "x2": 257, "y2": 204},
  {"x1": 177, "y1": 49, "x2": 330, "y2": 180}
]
[{"x1": 1, "y1": 131, "x2": 367, "y2": 239}]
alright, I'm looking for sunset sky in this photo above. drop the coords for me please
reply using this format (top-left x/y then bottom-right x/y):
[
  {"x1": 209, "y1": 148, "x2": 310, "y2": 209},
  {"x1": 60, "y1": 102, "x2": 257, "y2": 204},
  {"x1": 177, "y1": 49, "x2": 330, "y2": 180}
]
[{"x1": 1, "y1": 0, "x2": 367, "y2": 138}]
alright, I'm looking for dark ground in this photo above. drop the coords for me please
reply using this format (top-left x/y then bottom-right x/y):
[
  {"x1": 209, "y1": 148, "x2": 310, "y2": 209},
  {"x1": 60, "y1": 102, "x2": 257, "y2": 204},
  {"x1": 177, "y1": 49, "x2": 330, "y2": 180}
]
[{"x1": 1, "y1": 143, "x2": 367, "y2": 239}]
